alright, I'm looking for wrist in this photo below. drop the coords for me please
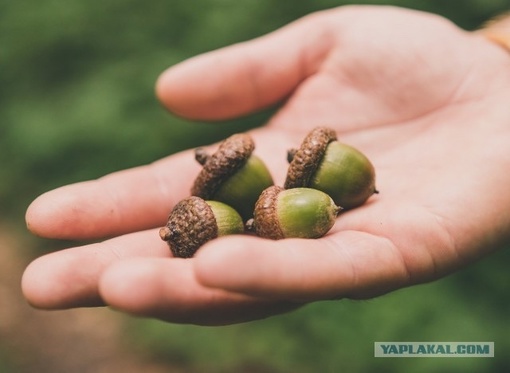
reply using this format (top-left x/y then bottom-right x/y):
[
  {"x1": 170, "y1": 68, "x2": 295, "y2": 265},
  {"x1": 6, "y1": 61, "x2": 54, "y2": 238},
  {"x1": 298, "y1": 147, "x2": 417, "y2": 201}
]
[{"x1": 478, "y1": 12, "x2": 510, "y2": 51}]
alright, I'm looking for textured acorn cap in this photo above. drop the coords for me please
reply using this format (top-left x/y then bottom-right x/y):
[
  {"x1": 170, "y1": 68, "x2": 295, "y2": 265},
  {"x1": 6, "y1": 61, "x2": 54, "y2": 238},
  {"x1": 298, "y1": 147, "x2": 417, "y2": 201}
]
[
  {"x1": 159, "y1": 196, "x2": 218, "y2": 258},
  {"x1": 191, "y1": 133, "x2": 255, "y2": 199},
  {"x1": 284, "y1": 127, "x2": 337, "y2": 189},
  {"x1": 249, "y1": 185, "x2": 285, "y2": 240}
]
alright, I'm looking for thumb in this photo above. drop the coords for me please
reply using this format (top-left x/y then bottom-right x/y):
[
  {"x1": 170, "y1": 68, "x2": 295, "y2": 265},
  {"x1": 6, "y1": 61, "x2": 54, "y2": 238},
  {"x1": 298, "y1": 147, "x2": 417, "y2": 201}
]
[{"x1": 155, "y1": 12, "x2": 332, "y2": 120}]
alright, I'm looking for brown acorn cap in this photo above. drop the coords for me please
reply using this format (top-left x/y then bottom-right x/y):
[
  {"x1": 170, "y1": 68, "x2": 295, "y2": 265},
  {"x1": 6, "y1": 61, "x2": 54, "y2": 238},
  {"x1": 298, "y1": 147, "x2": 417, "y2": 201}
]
[
  {"x1": 284, "y1": 127, "x2": 337, "y2": 189},
  {"x1": 159, "y1": 196, "x2": 218, "y2": 258},
  {"x1": 191, "y1": 133, "x2": 255, "y2": 199},
  {"x1": 250, "y1": 185, "x2": 285, "y2": 240}
]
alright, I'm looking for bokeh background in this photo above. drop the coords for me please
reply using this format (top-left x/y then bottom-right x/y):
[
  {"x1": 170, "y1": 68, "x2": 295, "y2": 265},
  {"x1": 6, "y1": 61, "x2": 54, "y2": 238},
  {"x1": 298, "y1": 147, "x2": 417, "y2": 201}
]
[{"x1": 1, "y1": 0, "x2": 509, "y2": 372}]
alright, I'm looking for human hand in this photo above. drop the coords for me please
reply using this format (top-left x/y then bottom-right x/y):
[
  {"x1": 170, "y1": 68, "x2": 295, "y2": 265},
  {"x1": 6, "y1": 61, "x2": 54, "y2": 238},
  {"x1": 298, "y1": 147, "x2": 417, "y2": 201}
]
[{"x1": 22, "y1": 6, "x2": 510, "y2": 325}]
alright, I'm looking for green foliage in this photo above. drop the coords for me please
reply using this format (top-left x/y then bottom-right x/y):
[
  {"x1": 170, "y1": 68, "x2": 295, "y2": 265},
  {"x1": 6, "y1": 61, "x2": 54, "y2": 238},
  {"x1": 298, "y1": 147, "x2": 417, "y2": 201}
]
[{"x1": 0, "y1": 353, "x2": 14, "y2": 373}]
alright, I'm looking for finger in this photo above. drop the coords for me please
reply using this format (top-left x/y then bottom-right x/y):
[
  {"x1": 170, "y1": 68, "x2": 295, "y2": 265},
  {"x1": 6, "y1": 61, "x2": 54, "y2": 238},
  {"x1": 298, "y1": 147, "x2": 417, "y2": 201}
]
[
  {"x1": 26, "y1": 151, "x2": 198, "y2": 240},
  {"x1": 155, "y1": 12, "x2": 332, "y2": 120},
  {"x1": 193, "y1": 231, "x2": 411, "y2": 302},
  {"x1": 21, "y1": 229, "x2": 170, "y2": 309},
  {"x1": 99, "y1": 258, "x2": 301, "y2": 326}
]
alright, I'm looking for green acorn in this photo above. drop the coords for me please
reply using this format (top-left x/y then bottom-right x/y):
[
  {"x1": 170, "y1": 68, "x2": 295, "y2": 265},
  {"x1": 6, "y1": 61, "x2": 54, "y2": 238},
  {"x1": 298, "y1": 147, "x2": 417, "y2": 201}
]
[
  {"x1": 191, "y1": 133, "x2": 273, "y2": 221},
  {"x1": 285, "y1": 127, "x2": 378, "y2": 209},
  {"x1": 159, "y1": 197, "x2": 244, "y2": 258},
  {"x1": 247, "y1": 186, "x2": 341, "y2": 240}
]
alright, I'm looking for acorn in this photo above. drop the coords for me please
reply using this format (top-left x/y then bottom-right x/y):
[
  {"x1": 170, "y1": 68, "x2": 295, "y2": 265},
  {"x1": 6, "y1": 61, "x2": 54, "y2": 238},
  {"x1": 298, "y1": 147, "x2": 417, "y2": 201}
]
[
  {"x1": 246, "y1": 185, "x2": 342, "y2": 240},
  {"x1": 285, "y1": 126, "x2": 378, "y2": 210},
  {"x1": 159, "y1": 196, "x2": 244, "y2": 258},
  {"x1": 191, "y1": 133, "x2": 273, "y2": 221}
]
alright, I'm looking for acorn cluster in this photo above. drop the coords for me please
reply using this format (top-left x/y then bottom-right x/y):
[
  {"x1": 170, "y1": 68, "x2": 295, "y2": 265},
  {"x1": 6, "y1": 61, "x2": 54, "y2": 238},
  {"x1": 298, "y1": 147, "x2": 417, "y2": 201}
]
[{"x1": 159, "y1": 126, "x2": 378, "y2": 258}]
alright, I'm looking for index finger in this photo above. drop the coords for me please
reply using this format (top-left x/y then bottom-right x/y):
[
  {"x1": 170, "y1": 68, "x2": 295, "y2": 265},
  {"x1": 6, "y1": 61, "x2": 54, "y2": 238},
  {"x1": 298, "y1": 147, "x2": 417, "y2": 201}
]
[{"x1": 26, "y1": 150, "x2": 199, "y2": 240}]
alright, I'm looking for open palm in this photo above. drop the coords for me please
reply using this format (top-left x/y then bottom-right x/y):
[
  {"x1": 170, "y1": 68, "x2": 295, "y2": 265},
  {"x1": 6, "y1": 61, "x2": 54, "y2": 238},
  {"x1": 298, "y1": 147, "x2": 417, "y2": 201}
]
[{"x1": 23, "y1": 6, "x2": 510, "y2": 325}]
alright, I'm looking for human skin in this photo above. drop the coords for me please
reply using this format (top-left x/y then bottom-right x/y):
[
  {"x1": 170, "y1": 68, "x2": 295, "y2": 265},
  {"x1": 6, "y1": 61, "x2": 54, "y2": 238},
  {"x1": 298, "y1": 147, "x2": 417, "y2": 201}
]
[{"x1": 22, "y1": 6, "x2": 510, "y2": 325}]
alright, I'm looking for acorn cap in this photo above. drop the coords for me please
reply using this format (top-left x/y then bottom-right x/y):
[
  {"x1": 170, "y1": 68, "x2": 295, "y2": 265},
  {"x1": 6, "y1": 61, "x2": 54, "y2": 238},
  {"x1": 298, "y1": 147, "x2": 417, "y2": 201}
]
[
  {"x1": 284, "y1": 127, "x2": 337, "y2": 189},
  {"x1": 159, "y1": 196, "x2": 217, "y2": 258},
  {"x1": 191, "y1": 133, "x2": 255, "y2": 199},
  {"x1": 249, "y1": 185, "x2": 285, "y2": 240}
]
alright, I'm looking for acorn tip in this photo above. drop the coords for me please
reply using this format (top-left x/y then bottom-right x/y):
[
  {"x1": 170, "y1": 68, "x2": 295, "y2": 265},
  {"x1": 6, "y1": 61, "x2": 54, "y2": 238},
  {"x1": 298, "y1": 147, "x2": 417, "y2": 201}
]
[{"x1": 159, "y1": 226, "x2": 172, "y2": 241}]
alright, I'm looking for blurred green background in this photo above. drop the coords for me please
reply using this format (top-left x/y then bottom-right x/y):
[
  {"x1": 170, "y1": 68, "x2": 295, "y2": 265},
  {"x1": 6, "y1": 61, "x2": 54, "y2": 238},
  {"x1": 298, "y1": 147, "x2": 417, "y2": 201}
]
[{"x1": 1, "y1": 0, "x2": 509, "y2": 372}]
